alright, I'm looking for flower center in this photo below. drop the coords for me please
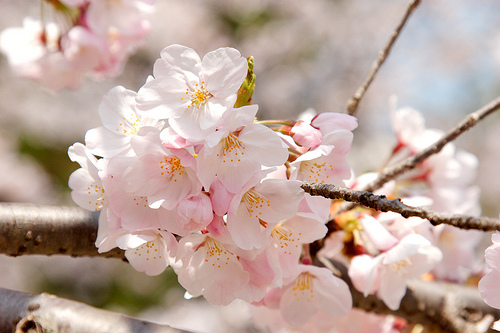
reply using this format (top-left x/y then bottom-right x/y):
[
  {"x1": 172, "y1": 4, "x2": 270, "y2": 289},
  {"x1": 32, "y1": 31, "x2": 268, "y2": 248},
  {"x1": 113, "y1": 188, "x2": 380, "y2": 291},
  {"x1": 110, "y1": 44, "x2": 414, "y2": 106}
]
[
  {"x1": 217, "y1": 133, "x2": 246, "y2": 163},
  {"x1": 300, "y1": 160, "x2": 334, "y2": 183},
  {"x1": 292, "y1": 272, "x2": 315, "y2": 302},
  {"x1": 184, "y1": 82, "x2": 213, "y2": 109},
  {"x1": 203, "y1": 237, "x2": 231, "y2": 268},
  {"x1": 117, "y1": 113, "x2": 141, "y2": 135},
  {"x1": 159, "y1": 156, "x2": 184, "y2": 181},
  {"x1": 271, "y1": 224, "x2": 302, "y2": 253},
  {"x1": 389, "y1": 258, "x2": 413, "y2": 278},
  {"x1": 242, "y1": 189, "x2": 270, "y2": 218},
  {"x1": 86, "y1": 184, "x2": 106, "y2": 211},
  {"x1": 133, "y1": 237, "x2": 163, "y2": 261}
]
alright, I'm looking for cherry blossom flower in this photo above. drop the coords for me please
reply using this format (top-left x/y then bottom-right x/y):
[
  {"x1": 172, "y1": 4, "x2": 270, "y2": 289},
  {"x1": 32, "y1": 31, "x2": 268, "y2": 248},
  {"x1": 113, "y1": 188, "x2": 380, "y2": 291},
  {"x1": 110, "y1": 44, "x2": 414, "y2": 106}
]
[
  {"x1": 68, "y1": 142, "x2": 118, "y2": 245},
  {"x1": 99, "y1": 228, "x2": 177, "y2": 276},
  {"x1": 107, "y1": 127, "x2": 200, "y2": 210},
  {"x1": 349, "y1": 233, "x2": 442, "y2": 310},
  {"x1": 226, "y1": 174, "x2": 304, "y2": 250},
  {"x1": 85, "y1": 86, "x2": 164, "y2": 158},
  {"x1": 136, "y1": 44, "x2": 248, "y2": 141},
  {"x1": 479, "y1": 232, "x2": 500, "y2": 309},
  {"x1": 68, "y1": 143, "x2": 107, "y2": 213},
  {"x1": 197, "y1": 104, "x2": 289, "y2": 192},
  {"x1": 175, "y1": 233, "x2": 250, "y2": 306},
  {"x1": 268, "y1": 213, "x2": 328, "y2": 283},
  {"x1": 290, "y1": 120, "x2": 322, "y2": 149},
  {"x1": 288, "y1": 112, "x2": 357, "y2": 186},
  {"x1": 279, "y1": 265, "x2": 352, "y2": 327},
  {"x1": 0, "y1": 18, "x2": 59, "y2": 79},
  {"x1": 0, "y1": 0, "x2": 153, "y2": 91}
]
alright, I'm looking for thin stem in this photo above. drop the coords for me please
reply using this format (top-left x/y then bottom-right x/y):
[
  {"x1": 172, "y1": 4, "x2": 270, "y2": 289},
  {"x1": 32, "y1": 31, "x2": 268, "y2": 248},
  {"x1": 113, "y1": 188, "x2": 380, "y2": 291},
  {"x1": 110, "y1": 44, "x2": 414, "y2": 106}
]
[
  {"x1": 255, "y1": 120, "x2": 295, "y2": 127},
  {"x1": 345, "y1": 0, "x2": 421, "y2": 116}
]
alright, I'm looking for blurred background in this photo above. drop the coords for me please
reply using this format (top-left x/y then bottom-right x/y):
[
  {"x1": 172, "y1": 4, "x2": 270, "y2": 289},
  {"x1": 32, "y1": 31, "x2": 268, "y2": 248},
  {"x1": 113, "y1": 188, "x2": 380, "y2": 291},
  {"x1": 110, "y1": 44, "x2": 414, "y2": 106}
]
[{"x1": 0, "y1": 0, "x2": 499, "y2": 332}]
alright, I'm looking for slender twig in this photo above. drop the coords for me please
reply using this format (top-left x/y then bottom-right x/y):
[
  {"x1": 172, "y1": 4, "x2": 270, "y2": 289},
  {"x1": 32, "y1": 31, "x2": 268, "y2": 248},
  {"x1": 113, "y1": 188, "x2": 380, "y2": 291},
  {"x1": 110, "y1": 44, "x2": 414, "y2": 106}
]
[
  {"x1": 301, "y1": 182, "x2": 500, "y2": 232},
  {"x1": 345, "y1": 0, "x2": 421, "y2": 116},
  {"x1": 0, "y1": 203, "x2": 125, "y2": 259},
  {"x1": 0, "y1": 287, "x2": 191, "y2": 333},
  {"x1": 361, "y1": 95, "x2": 500, "y2": 193}
]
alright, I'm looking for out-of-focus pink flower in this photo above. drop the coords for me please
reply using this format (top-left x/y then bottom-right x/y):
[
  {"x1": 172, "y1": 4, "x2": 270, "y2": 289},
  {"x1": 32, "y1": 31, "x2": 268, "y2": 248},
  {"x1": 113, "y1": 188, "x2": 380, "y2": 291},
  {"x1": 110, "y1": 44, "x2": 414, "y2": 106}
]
[
  {"x1": 279, "y1": 265, "x2": 352, "y2": 327},
  {"x1": 0, "y1": 1, "x2": 154, "y2": 91},
  {"x1": 479, "y1": 232, "x2": 500, "y2": 309},
  {"x1": 349, "y1": 233, "x2": 442, "y2": 310}
]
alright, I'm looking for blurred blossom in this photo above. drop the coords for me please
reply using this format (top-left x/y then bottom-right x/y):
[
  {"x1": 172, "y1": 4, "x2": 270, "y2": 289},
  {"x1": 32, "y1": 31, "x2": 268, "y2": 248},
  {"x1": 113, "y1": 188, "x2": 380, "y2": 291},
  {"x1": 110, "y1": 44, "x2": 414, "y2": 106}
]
[{"x1": 0, "y1": 0, "x2": 154, "y2": 92}]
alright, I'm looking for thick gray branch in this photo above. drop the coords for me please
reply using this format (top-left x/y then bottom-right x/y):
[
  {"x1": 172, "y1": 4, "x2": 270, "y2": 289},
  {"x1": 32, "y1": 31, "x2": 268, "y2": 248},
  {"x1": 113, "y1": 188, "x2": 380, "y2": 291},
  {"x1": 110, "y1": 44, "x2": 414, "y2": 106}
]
[
  {"x1": 330, "y1": 260, "x2": 499, "y2": 333},
  {"x1": 302, "y1": 182, "x2": 500, "y2": 232},
  {"x1": 0, "y1": 202, "x2": 125, "y2": 259},
  {"x1": 0, "y1": 287, "x2": 190, "y2": 333}
]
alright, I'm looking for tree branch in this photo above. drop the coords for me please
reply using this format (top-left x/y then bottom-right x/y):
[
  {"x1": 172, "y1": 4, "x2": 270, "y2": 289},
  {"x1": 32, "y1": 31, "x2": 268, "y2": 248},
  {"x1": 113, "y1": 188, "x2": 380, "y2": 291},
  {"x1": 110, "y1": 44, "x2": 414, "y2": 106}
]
[
  {"x1": 345, "y1": 0, "x2": 421, "y2": 116},
  {"x1": 301, "y1": 182, "x2": 500, "y2": 232},
  {"x1": 1, "y1": 203, "x2": 498, "y2": 332},
  {"x1": 328, "y1": 260, "x2": 499, "y2": 333},
  {"x1": 0, "y1": 202, "x2": 125, "y2": 259},
  {"x1": 0, "y1": 287, "x2": 191, "y2": 333}
]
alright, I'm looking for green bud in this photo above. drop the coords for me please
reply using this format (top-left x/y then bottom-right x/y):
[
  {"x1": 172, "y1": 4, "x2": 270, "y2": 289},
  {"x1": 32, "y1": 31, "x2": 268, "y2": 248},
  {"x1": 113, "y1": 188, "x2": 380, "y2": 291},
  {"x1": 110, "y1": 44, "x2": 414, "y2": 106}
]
[{"x1": 234, "y1": 56, "x2": 256, "y2": 108}]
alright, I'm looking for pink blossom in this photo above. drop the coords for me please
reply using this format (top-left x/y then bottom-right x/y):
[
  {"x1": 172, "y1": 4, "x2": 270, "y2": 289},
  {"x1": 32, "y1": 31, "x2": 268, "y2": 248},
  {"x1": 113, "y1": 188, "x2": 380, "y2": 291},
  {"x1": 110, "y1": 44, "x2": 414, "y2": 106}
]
[
  {"x1": 197, "y1": 105, "x2": 289, "y2": 193},
  {"x1": 175, "y1": 193, "x2": 214, "y2": 234},
  {"x1": 479, "y1": 232, "x2": 500, "y2": 309},
  {"x1": 99, "y1": 228, "x2": 177, "y2": 276},
  {"x1": 349, "y1": 233, "x2": 442, "y2": 310},
  {"x1": 0, "y1": 18, "x2": 60, "y2": 79},
  {"x1": 288, "y1": 112, "x2": 356, "y2": 185},
  {"x1": 176, "y1": 233, "x2": 250, "y2": 306},
  {"x1": 86, "y1": 0, "x2": 153, "y2": 38},
  {"x1": 359, "y1": 214, "x2": 399, "y2": 252},
  {"x1": 62, "y1": 26, "x2": 106, "y2": 72},
  {"x1": 136, "y1": 44, "x2": 248, "y2": 141},
  {"x1": 226, "y1": 174, "x2": 304, "y2": 250},
  {"x1": 68, "y1": 143, "x2": 119, "y2": 245},
  {"x1": 280, "y1": 265, "x2": 352, "y2": 327},
  {"x1": 68, "y1": 143, "x2": 106, "y2": 213},
  {"x1": 107, "y1": 127, "x2": 200, "y2": 210},
  {"x1": 268, "y1": 214, "x2": 328, "y2": 283},
  {"x1": 311, "y1": 112, "x2": 359, "y2": 134},
  {"x1": 85, "y1": 86, "x2": 164, "y2": 158}
]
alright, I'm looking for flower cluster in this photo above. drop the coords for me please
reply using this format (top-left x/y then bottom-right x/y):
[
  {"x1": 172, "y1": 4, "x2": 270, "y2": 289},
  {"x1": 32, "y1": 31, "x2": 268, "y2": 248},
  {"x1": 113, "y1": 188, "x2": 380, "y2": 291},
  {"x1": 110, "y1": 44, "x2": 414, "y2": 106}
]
[
  {"x1": 331, "y1": 104, "x2": 482, "y2": 313},
  {"x1": 68, "y1": 44, "x2": 357, "y2": 327},
  {"x1": 0, "y1": 0, "x2": 153, "y2": 92}
]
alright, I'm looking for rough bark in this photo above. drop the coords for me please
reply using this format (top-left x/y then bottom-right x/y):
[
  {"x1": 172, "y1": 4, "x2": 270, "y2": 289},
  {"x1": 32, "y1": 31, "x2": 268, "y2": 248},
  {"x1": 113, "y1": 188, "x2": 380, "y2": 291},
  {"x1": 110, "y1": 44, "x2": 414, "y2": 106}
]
[
  {"x1": 0, "y1": 287, "x2": 191, "y2": 333},
  {"x1": 0, "y1": 202, "x2": 125, "y2": 259}
]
